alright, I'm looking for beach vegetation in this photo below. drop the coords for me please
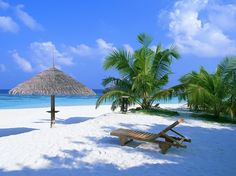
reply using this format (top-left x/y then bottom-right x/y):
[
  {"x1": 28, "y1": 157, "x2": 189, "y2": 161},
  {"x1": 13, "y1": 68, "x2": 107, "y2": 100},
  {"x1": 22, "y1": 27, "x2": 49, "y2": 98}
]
[
  {"x1": 130, "y1": 107, "x2": 179, "y2": 116},
  {"x1": 178, "y1": 56, "x2": 236, "y2": 119},
  {"x1": 96, "y1": 33, "x2": 180, "y2": 110},
  {"x1": 191, "y1": 113, "x2": 236, "y2": 124}
]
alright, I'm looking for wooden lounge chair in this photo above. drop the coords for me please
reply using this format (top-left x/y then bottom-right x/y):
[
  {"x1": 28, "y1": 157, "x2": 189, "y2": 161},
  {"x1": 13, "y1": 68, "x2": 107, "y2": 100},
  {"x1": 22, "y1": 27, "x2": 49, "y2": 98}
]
[{"x1": 110, "y1": 118, "x2": 191, "y2": 154}]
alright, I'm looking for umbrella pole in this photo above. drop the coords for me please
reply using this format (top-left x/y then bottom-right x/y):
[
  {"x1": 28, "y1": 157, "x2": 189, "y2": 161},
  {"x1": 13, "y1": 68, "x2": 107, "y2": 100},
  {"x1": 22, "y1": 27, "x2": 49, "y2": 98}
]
[{"x1": 50, "y1": 95, "x2": 55, "y2": 128}]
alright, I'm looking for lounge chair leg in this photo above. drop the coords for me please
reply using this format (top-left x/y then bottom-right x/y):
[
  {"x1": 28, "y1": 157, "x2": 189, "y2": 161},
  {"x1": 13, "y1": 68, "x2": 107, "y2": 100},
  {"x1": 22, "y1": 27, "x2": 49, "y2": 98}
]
[
  {"x1": 165, "y1": 137, "x2": 173, "y2": 143},
  {"x1": 119, "y1": 136, "x2": 128, "y2": 146},
  {"x1": 119, "y1": 136, "x2": 133, "y2": 146},
  {"x1": 159, "y1": 142, "x2": 172, "y2": 154}
]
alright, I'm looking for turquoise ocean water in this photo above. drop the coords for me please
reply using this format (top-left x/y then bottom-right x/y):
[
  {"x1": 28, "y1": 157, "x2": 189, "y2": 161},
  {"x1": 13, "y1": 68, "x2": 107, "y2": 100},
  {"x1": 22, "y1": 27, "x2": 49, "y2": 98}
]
[{"x1": 0, "y1": 89, "x2": 184, "y2": 109}]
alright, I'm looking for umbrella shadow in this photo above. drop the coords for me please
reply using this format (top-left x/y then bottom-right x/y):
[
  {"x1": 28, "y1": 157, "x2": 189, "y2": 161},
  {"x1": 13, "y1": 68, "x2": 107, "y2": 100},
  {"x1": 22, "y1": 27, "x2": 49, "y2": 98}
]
[
  {"x1": 33, "y1": 118, "x2": 51, "y2": 124},
  {"x1": 0, "y1": 127, "x2": 38, "y2": 138},
  {"x1": 34, "y1": 117, "x2": 93, "y2": 125},
  {"x1": 56, "y1": 117, "x2": 93, "y2": 125}
]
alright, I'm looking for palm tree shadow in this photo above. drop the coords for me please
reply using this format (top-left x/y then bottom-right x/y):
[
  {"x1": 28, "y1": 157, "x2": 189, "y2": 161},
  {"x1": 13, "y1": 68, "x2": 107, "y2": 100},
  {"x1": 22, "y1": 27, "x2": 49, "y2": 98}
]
[{"x1": 0, "y1": 125, "x2": 236, "y2": 176}]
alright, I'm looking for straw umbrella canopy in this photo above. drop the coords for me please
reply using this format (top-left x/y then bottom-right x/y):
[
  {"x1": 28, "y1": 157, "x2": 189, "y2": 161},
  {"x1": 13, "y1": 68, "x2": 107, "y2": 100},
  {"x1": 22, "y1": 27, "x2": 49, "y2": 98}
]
[{"x1": 9, "y1": 67, "x2": 96, "y2": 127}]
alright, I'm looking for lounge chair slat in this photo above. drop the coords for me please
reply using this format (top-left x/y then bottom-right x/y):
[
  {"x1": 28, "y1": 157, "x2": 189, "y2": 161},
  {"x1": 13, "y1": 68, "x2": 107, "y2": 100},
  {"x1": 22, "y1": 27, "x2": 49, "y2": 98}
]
[
  {"x1": 170, "y1": 129, "x2": 185, "y2": 138},
  {"x1": 161, "y1": 118, "x2": 184, "y2": 133}
]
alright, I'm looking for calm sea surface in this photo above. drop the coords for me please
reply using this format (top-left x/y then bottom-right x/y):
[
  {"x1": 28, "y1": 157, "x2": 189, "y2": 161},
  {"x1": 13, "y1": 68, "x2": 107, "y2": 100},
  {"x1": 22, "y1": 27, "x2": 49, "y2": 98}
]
[{"x1": 0, "y1": 89, "x2": 184, "y2": 109}]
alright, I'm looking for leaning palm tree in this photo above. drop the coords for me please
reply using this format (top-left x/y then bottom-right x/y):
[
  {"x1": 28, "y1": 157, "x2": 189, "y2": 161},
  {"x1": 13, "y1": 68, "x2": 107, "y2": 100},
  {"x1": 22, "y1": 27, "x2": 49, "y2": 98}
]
[{"x1": 96, "y1": 33, "x2": 180, "y2": 110}]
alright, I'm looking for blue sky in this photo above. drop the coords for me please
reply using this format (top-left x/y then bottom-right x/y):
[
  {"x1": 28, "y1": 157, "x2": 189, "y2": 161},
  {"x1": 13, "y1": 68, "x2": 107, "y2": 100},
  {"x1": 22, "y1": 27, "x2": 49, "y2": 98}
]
[{"x1": 0, "y1": 0, "x2": 236, "y2": 89}]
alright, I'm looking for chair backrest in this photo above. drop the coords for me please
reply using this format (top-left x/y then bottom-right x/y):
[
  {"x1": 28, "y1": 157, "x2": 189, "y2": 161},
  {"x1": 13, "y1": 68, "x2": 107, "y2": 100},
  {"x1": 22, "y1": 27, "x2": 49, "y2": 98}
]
[{"x1": 161, "y1": 118, "x2": 184, "y2": 134}]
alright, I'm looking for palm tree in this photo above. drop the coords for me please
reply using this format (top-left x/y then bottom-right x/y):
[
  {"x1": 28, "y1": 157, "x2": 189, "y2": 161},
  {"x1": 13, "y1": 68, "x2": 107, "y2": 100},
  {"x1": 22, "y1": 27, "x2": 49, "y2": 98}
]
[
  {"x1": 96, "y1": 33, "x2": 180, "y2": 110},
  {"x1": 179, "y1": 56, "x2": 236, "y2": 118},
  {"x1": 180, "y1": 67, "x2": 226, "y2": 117},
  {"x1": 218, "y1": 56, "x2": 236, "y2": 117}
]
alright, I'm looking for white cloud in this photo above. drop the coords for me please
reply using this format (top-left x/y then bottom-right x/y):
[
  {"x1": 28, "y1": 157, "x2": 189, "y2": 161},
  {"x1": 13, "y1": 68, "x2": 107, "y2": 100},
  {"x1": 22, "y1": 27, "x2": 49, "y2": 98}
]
[
  {"x1": 96, "y1": 38, "x2": 116, "y2": 52},
  {"x1": 30, "y1": 41, "x2": 73, "y2": 70},
  {"x1": 69, "y1": 38, "x2": 116, "y2": 59},
  {"x1": 70, "y1": 44, "x2": 93, "y2": 57},
  {"x1": 0, "y1": 1, "x2": 43, "y2": 33},
  {"x1": 12, "y1": 40, "x2": 134, "y2": 71},
  {"x1": 15, "y1": 5, "x2": 42, "y2": 30},
  {"x1": 11, "y1": 51, "x2": 33, "y2": 72},
  {"x1": 11, "y1": 41, "x2": 74, "y2": 72},
  {"x1": 123, "y1": 44, "x2": 134, "y2": 54},
  {"x1": 96, "y1": 38, "x2": 116, "y2": 56},
  {"x1": 0, "y1": 16, "x2": 19, "y2": 33},
  {"x1": 0, "y1": 0, "x2": 9, "y2": 9},
  {"x1": 168, "y1": 0, "x2": 236, "y2": 58},
  {"x1": 69, "y1": 39, "x2": 134, "y2": 59},
  {"x1": 208, "y1": 4, "x2": 236, "y2": 32},
  {"x1": 0, "y1": 64, "x2": 6, "y2": 72}
]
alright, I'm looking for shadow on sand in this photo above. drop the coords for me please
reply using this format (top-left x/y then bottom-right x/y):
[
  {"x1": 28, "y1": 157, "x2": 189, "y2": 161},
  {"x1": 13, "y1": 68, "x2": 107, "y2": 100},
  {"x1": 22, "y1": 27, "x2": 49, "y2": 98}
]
[
  {"x1": 0, "y1": 127, "x2": 38, "y2": 138},
  {"x1": 33, "y1": 117, "x2": 93, "y2": 125},
  {"x1": 0, "y1": 121, "x2": 236, "y2": 176},
  {"x1": 57, "y1": 117, "x2": 93, "y2": 125}
]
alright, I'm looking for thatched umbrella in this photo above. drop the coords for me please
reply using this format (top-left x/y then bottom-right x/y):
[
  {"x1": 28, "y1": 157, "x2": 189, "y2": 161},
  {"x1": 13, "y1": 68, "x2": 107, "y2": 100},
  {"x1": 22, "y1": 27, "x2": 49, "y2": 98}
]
[{"x1": 9, "y1": 67, "x2": 96, "y2": 127}]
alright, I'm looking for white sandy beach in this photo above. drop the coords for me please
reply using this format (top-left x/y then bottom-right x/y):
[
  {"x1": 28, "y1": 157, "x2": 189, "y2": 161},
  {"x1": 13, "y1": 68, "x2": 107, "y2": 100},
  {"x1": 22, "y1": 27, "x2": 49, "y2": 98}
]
[{"x1": 0, "y1": 104, "x2": 236, "y2": 176}]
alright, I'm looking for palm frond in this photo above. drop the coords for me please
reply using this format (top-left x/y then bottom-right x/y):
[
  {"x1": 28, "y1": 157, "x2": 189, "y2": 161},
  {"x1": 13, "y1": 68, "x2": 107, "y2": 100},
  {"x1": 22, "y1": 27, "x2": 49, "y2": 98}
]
[
  {"x1": 152, "y1": 45, "x2": 180, "y2": 80},
  {"x1": 137, "y1": 33, "x2": 153, "y2": 47},
  {"x1": 103, "y1": 49, "x2": 134, "y2": 77},
  {"x1": 102, "y1": 77, "x2": 122, "y2": 86},
  {"x1": 95, "y1": 90, "x2": 129, "y2": 109}
]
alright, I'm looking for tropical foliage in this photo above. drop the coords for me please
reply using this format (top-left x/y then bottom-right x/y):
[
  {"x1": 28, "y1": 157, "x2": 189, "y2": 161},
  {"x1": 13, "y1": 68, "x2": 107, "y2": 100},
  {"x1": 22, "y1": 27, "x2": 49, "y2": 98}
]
[
  {"x1": 179, "y1": 56, "x2": 236, "y2": 118},
  {"x1": 96, "y1": 33, "x2": 180, "y2": 110}
]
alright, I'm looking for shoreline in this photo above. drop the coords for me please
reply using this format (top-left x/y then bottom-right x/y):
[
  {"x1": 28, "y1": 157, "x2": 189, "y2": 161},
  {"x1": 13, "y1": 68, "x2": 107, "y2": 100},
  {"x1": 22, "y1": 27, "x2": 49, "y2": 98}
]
[{"x1": 0, "y1": 103, "x2": 187, "y2": 111}]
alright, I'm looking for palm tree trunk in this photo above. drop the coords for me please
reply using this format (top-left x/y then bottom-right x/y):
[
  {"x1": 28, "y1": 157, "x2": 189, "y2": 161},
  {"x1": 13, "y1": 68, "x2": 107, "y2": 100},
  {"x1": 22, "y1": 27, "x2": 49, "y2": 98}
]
[
  {"x1": 213, "y1": 105, "x2": 220, "y2": 118},
  {"x1": 141, "y1": 98, "x2": 151, "y2": 109}
]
